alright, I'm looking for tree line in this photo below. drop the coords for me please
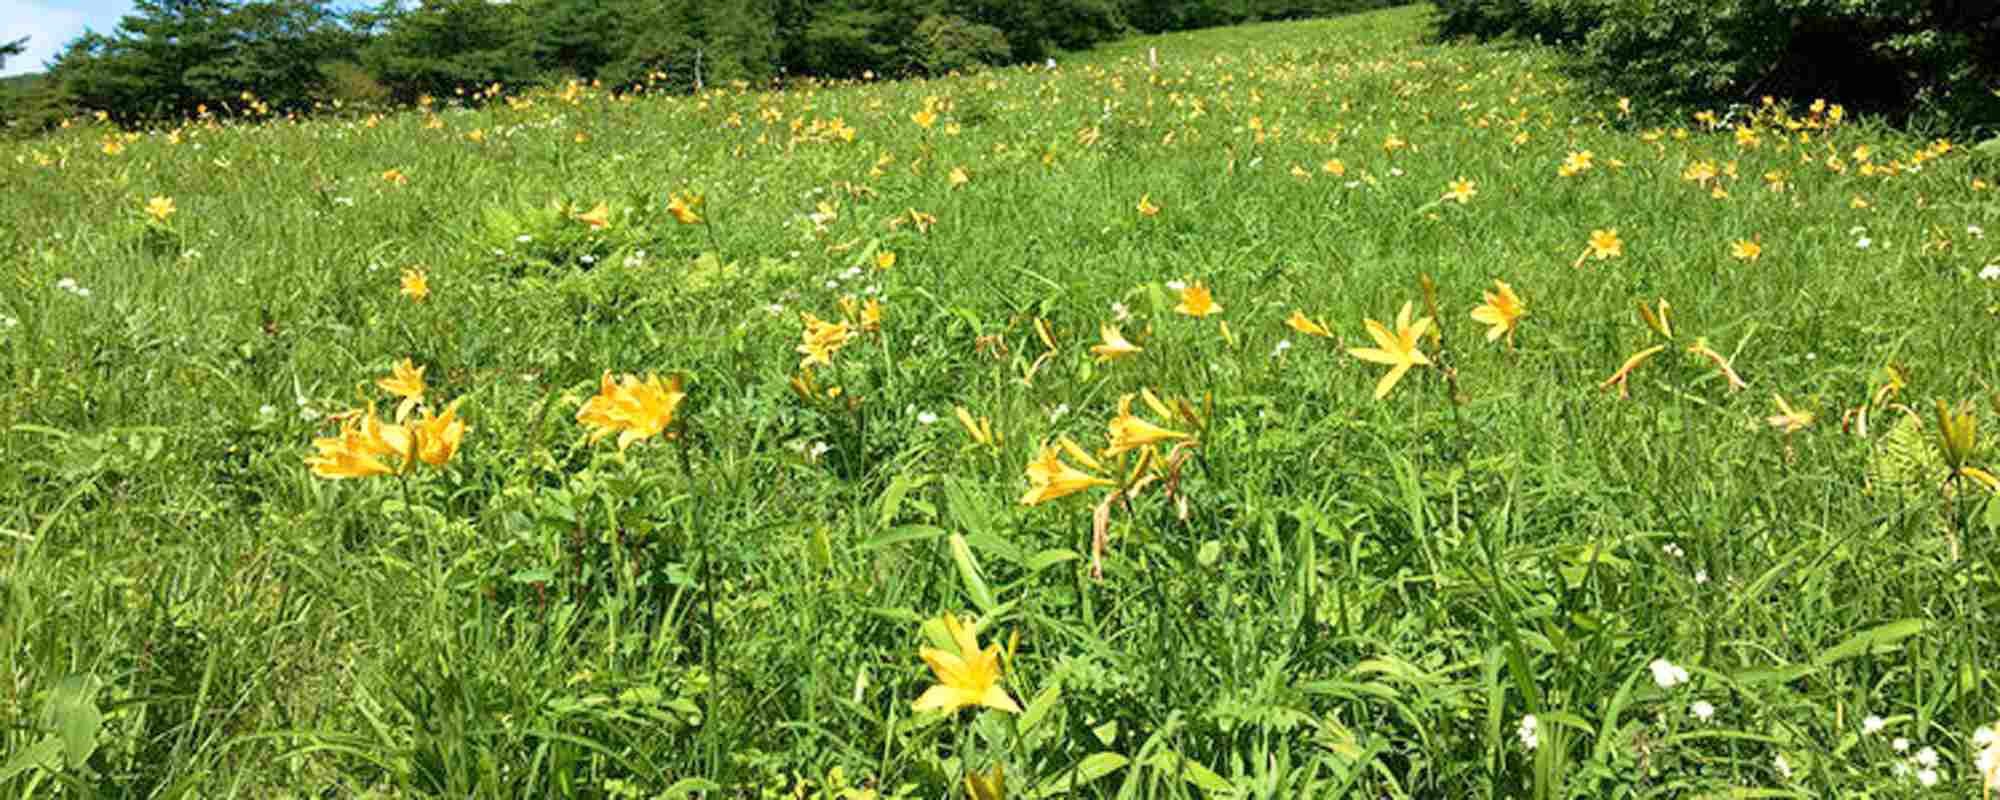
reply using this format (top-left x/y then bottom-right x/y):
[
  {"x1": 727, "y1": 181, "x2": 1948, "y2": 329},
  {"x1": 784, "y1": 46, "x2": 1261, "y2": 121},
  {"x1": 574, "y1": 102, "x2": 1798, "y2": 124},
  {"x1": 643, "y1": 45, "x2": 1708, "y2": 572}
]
[{"x1": 0, "y1": 0, "x2": 1412, "y2": 132}]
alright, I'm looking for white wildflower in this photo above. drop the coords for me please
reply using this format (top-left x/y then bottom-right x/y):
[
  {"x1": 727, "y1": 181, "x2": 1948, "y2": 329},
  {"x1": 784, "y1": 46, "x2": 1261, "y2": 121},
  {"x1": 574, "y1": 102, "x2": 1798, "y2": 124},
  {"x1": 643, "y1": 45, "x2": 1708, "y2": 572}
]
[
  {"x1": 1774, "y1": 753, "x2": 1793, "y2": 780},
  {"x1": 1690, "y1": 700, "x2": 1715, "y2": 722},
  {"x1": 1649, "y1": 658, "x2": 1691, "y2": 690},
  {"x1": 917, "y1": 411, "x2": 939, "y2": 426},
  {"x1": 1979, "y1": 264, "x2": 2000, "y2": 281},
  {"x1": 1863, "y1": 715, "x2": 1885, "y2": 735},
  {"x1": 1916, "y1": 768, "x2": 1938, "y2": 787},
  {"x1": 1517, "y1": 714, "x2": 1539, "y2": 751}
]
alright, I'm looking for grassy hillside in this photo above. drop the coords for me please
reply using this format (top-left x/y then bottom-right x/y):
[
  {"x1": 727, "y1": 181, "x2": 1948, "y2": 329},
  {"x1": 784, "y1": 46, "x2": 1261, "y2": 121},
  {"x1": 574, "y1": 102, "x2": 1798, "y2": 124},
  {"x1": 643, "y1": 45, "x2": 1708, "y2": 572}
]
[{"x1": 5, "y1": 4, "x2": 2000, "y2": 796}]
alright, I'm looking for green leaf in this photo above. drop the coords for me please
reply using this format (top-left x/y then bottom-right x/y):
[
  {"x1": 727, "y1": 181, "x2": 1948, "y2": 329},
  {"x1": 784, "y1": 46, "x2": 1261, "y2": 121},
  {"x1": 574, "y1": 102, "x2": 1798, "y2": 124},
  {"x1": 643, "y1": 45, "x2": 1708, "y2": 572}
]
[
  {"x1": 0, "y1": 737, "x2": 63, "y2": 784},
  {"x1": 949, "y1": 533, "x2": 998, "y2": 614},
  {"x1": 47, "y1": 675, "x2": 103, "y2": 767},
  {"x1": 858, "y1": 524, "x2": 948, "y2": 551},
  {"x1": 1027, "y1": 752, "x2": 1129, "y2": 798},
  {"x1": 1814, "y1": 619, "x2": 1928, "y2": 666},
  {"x1": 1018, "y1": 684, "x2": 1062, "y2": 736}
]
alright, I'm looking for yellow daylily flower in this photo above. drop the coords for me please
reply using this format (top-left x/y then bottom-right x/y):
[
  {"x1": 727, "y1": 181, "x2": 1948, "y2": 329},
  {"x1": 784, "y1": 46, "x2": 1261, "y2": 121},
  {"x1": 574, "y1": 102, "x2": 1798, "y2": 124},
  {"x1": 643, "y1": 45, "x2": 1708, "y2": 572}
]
[
  {"x1": 400, "y1": 268, "x2": 430, "y2": 302},
  {"x1": 1091, "y1": 323, "x2": 1142, "y2": 363},
  {"x1": 377, "y1": 358, "x2": 427, "y2": 422},
  {"x1": 912, "y1": 614, "x2": 1021, "y2": 715},
  {"x1": 409, "y1": 398, "x2": 468, "y2": 466},
  {"x1": 1174, "y1": 281, "x2": 1222, "y2": 318},
  {"x1": 1585, "y1": 228, "x2": 1623, "y2": 260},
  {"x1": 1286, "y1": 310, "x2": 1332, "y2": 338},
  {"x1": 576, "y1": 371, "x2": 687, "y2": 450},
  {"x1": 304, "y1": 415, "x2": 397, "y2": 479},
  {"x1": 575, "y1": 201, "x2": 612, "y2": 229},
  {"x1": 1442, "y1": 177, "x2": 1476, "y2": 204},
  {"x1": 1347, "y1": 301, "x2": 1432, "y2": 400},
  {"x1": 667, "y1": 192, "x2": 704, "y2": 225},
  {"x1": 1020, "y1": 437, "x2": 1113, "y2": 505},
  {"x1": 144, "y1": 196, "x2": 176, "y2": 223},
  {"x1": 1104, "y1": 393, "x2": 1191, "y2": 457},
  {"x1": 797, "y1": 313, "x2": 855, "y2": 369},
  {"x1": 1468, "y1": 279, "x2": 1525, "y2": 344},
  {"x1": 1730, "y1": 239, "x2": 1762, "y2": 261}
]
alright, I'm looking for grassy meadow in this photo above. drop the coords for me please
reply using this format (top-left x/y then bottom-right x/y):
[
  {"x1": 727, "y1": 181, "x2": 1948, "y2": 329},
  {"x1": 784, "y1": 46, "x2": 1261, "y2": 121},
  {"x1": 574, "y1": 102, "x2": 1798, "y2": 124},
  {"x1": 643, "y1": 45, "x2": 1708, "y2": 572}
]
[{"x1": 8, "y1": 4, "x2": 2000, "y2": 796}]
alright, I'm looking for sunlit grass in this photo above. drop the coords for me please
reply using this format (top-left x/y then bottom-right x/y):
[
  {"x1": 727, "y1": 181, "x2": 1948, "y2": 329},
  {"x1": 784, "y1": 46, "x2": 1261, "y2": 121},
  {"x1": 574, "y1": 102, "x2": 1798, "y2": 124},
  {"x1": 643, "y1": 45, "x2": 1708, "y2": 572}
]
[{"x1": 3, "y1": 4, "x2": 2000, "y2": 797}]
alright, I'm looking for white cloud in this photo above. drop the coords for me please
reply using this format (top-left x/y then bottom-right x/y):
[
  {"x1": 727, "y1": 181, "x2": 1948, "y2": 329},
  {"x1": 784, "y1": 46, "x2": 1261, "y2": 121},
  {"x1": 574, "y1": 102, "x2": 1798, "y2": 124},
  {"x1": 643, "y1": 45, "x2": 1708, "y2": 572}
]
[{"x1": 2, "y1": 2, "x2": 98, "y2": 77}]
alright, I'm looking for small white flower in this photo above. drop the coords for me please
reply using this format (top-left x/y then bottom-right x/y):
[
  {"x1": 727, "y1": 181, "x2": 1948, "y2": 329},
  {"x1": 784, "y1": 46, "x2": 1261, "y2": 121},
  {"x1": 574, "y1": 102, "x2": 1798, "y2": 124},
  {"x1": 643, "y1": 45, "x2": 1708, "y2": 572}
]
[
  {"x1": 579, "y1": 254, "x2": 596, "y2": 265},
  {"x1": 1975, "y1": 724, "x2": 1999, "y2": 747},
  {"x1": 1662, "y1": 543, "x2": 1684, "y2": 559},
  {"x1": 516, "y1": 234, "x2": 533, "y2": 243},
  {"x1": 1111, "y1": 302, "x2": 1131, "y2": 322},
  {"x1": 1857, "y1": 237, "x2": 1872, "y2": 249},
  {"x1": 1694, "y1": 569, "x2": 1709, "y2": 584},
  {"x1": 1649, "y1": 658, "x2": 1691, "y2": 689},
  {"x1": 1165, "y1": 279, "x2": 1187, "y2": 291},
  {"x1": 259, "y1": 404, "x2": 277, "y2": 417},
  {"x1": 0, "y1": 315, "x2": 15, "y2": 330},
  {"x1": 332, "y1": 196, "x2": 355, "y2": 206},
  {"x1": 1979, "y1": 264, "x2": 2000, "y2": 281},
  {"x1": 1774, "y1": 754, "x2": 1792, "y2": 780},
  {"x1": 824, "y1": 280, "x2": 839, "y2": 289},
  {"x1": 299, "y1": 407, "x2": 319, "y2": 422},
  {"x1": 1970, "y1": 225, "x2": 1985, "y2": 238},
  {"x1": 1916, "y1": 768, "x2": 1938, "y2": 787},
  {"x1": 1894, "y1": 737, "x2": 1911, "y2": 753},
  {"x1": 1690, "y1": 700, "x2": 1715, "y2": 721},
  {"x1": 764, "y1": 303, "x2": 784, "y2": 316},
  {"x1": 1916, "y1": 747, "x2": 1938, "y2": 768},
  {"x1": 1894, "y1": 761, "x2": 1912, "y2": 777},
  {"x1": 1049, "y1": 403, "x2": 1071, "y2": 422},
  {"x1": 1389, "y1": 167, "x2": 1405, "y2": 177},
  {"x1": 1273, "y1": 339, "x2": 1293, "y2": 357},
  {"x1": 1863, "y1": 715, "x2": 1886, "y2": 734},
  {"x1": 843, "y1": 266, "x2": 863, "y2": 279},
  {"x1": 916, "y1": 411, "x2": 939, "y2": 425},
  {"x1": 808, "y1": 441, "x2": 831, "y2": 460},
  {"x1": 1517, "y1": 714, "x2": 1539, "y2": 751}
]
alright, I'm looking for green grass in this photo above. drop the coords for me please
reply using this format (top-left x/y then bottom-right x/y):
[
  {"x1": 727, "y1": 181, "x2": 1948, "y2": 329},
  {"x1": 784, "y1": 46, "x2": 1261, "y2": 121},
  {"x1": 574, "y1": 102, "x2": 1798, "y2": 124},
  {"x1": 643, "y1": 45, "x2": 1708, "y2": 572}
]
[{"x1": 5, "y1": 4, "x2": 2000, "y2": 797}]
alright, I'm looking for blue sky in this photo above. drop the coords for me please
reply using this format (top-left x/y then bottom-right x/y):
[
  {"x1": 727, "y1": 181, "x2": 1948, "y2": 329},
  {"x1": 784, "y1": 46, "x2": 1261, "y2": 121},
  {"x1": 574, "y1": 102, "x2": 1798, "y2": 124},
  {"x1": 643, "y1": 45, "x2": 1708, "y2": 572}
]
[{"x1": 1, "y1": 0, "x2": 373, "y2": 77}]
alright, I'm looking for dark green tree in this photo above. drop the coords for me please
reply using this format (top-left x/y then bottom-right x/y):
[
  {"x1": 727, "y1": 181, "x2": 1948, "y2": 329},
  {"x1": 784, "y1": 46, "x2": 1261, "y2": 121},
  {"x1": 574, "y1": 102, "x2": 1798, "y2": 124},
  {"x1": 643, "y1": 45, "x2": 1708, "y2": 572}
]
[
  {"x1": 360, "y1": 0, "x2": 537, "y2": 101},
  {"x1": 0, "y1": 37, "x2": 26, "y2": 72},
  {"x1": 49, "y1": 0, "x2": 350, "y2": 122}
]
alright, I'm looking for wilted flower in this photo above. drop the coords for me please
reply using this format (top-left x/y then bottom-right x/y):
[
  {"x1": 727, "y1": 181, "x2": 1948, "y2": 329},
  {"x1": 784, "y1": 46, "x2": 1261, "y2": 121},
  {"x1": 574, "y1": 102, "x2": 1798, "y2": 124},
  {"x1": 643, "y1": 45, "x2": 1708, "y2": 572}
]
[{"x1": 1137, "y1": 194, "x2": 1161, "y2": 216}]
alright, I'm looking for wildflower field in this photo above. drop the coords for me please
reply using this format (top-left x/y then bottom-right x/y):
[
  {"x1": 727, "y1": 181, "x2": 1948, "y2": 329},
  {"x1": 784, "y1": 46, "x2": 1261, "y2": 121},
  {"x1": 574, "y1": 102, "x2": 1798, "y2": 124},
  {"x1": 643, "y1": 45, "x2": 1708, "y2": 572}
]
[{"x1": 8, "y1": 4, "x2": 2000, "y2": 797}]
